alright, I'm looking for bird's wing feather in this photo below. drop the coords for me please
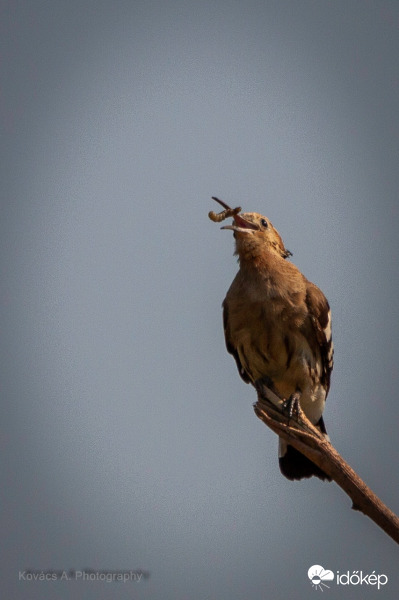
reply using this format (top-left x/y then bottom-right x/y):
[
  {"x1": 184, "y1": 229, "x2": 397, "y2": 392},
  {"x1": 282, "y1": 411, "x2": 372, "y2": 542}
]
[
  {"x1": 303, "y1": 281, "x2": 334, "y2": 394},
  {"x1": 223, "y1": 300, "x2": 252, "y2": 383}
]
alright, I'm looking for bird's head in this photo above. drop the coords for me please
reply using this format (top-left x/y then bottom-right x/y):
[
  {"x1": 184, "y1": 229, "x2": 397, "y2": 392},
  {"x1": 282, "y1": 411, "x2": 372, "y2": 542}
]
[{"x1": 222, "y1": 212, "x2": 292, "y2": 260}]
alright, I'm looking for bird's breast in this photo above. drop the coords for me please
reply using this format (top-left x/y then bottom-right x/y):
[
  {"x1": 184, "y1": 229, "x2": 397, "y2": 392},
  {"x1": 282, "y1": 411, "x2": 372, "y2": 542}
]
[{"x1": 227, "y1": 294, "x2": 325, "y2": 419}]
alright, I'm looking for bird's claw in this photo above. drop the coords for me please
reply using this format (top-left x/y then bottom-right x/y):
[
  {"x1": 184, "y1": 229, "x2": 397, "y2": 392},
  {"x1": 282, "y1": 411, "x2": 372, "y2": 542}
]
[{"x1": 282, "y1": 392, "x2": 302, "y2": 419}]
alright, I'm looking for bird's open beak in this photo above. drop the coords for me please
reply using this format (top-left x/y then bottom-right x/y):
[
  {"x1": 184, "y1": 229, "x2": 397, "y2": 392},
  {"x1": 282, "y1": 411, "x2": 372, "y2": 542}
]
[{"x1": 221, "y1": 214, "x2": 259, "y2": 233}]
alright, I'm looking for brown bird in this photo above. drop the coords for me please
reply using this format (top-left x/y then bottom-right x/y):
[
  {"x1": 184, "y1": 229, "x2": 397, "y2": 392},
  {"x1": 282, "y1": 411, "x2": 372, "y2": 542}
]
[{"x1": 219, "y1": 201, "x2": 333, "y2": 480}]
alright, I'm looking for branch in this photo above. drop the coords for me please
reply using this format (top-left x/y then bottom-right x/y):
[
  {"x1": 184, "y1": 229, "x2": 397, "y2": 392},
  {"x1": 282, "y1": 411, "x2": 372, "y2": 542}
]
[{"x1": 254, "y1": 380, "x2": 399, "y2": 545}]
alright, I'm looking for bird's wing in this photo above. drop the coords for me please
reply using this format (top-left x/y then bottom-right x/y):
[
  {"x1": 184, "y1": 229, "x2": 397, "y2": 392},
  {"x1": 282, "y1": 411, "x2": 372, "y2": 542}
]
[
  {"x1": 303, "y1": 281, "x2": 334, "y2": 395},
  {"x1": 222, "y1": 299, "x2": 252, "y2": 384}
]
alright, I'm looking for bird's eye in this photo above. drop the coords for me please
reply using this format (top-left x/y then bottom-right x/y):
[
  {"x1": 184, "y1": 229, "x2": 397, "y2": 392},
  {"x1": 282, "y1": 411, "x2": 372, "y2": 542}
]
[{"x1": 261, "y1": 218, "x2": 268, "y2": 228}]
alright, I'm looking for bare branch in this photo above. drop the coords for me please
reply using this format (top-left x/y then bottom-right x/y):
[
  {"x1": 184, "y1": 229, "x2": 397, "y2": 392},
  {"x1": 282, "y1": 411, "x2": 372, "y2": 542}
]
[{"x1": 254, "y1": 383, "x2": 399, "y2": 545}]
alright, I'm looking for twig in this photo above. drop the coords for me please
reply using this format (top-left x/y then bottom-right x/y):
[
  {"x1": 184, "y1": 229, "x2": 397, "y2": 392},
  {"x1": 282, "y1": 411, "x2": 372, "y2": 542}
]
[{"x1": 254, "y1": 380, "x2": 399, "y2": 545}]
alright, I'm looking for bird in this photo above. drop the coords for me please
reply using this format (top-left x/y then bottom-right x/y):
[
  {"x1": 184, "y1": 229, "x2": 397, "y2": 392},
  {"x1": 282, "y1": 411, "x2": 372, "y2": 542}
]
[{"x1": 219, "y1": 201, "x2": 333, "y2": 480}]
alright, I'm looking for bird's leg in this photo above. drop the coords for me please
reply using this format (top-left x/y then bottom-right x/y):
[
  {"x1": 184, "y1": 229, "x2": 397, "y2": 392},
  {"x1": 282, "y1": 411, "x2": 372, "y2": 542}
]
[
  {"x1": 255, "y1": 378, "x2": 303, "y2": 423},
  {"x1": 282, "y1": 391, "x2": 302, "y2": 419}
]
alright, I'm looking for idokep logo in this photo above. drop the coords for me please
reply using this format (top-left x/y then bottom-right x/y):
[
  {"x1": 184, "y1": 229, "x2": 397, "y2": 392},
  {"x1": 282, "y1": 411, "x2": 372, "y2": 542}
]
[
  {"x1": 308, "y1": 565, "x2": 388, "y2": 591},
  {"x1": 308, "y1": 565, "x2": 334, "y2": 591}
]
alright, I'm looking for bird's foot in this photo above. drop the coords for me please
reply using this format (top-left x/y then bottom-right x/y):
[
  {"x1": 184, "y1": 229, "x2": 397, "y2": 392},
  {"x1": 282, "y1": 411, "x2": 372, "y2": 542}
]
[{"x1": 282, "y1": 392, "x2": 302, "y2": 419}]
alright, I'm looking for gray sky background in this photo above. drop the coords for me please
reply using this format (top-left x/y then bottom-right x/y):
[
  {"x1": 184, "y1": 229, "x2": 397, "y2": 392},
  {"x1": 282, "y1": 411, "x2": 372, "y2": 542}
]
[{"x1": 2, "y1": 1, "x2": 399, "y2": 598}]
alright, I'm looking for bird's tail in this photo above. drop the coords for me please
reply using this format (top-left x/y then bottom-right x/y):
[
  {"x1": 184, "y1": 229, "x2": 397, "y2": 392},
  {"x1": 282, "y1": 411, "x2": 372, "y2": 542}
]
[{"x1": 278, "y1": 416, "x2": 331, "y2": 481}]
